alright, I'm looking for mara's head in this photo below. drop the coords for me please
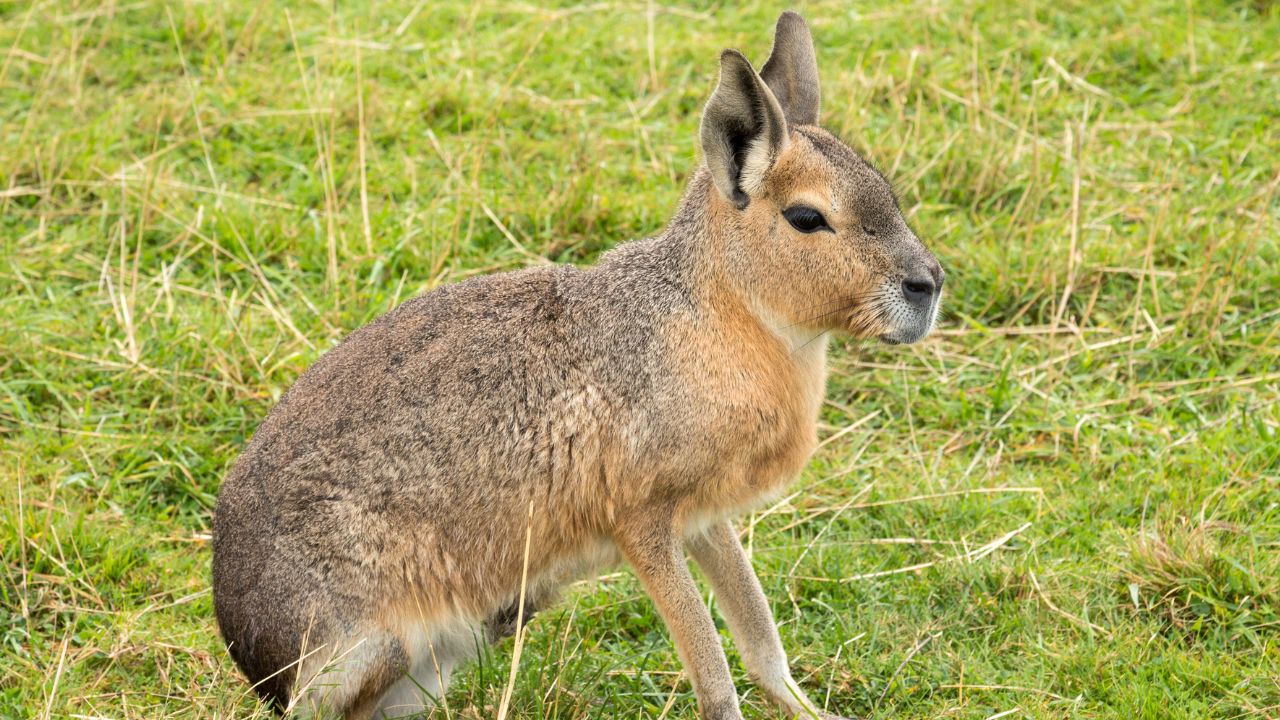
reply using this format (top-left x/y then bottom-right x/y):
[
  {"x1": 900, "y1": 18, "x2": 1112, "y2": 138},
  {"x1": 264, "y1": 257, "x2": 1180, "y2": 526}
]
[{"x1": 698, "y1": 12, "x2": 943, "y2": 345}]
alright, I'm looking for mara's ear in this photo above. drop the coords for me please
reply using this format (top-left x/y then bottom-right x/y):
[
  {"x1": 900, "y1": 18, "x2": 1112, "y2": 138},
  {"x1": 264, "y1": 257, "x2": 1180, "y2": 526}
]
[
  {"x1": 700, "y1": 49, "x2": 789, "y2": 210},
  {"x1": 760, "y1": 11, "x2": 820, "y2": 126}
]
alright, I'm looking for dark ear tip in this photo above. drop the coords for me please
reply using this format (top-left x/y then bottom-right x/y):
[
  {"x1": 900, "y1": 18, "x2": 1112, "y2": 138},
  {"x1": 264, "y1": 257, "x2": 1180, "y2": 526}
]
[
  {"x1": 777, "y1": 10, "x2": 808, "y2": 29},
  {"x1": 719, "y1": 48, "x2": 750, "y2": 66}
]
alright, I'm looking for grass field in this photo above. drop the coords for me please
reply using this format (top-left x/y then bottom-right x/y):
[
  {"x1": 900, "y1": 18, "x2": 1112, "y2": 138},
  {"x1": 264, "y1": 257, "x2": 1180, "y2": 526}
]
[{"x1": 2, "y1": 0, "x2": 1279, "y2": 718}]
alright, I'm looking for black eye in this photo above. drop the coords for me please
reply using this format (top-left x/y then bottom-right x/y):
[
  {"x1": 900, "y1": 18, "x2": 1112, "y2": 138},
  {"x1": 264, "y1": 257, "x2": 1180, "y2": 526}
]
[{"x1": 782, "y1": 205, "x2": 831, "y2": 234}]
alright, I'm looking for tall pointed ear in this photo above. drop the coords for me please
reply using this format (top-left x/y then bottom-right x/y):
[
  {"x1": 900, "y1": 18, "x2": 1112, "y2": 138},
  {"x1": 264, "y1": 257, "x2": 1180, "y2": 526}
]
[
  {"x1": 700, "y1": 49, "x2": 789, "y2": 210},
  {"x1": 760, "y1": 11, "x2": 820, "y2": 126}
]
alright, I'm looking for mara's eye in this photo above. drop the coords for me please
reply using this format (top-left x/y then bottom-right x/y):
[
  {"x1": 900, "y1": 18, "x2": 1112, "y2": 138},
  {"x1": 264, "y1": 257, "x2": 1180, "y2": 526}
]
[
  {"x1": 782, "y1": 205, "x2": 831, "y2": 234},
  {"x1": 862, "y1": 225, "x2": 877, "y2": 237}
]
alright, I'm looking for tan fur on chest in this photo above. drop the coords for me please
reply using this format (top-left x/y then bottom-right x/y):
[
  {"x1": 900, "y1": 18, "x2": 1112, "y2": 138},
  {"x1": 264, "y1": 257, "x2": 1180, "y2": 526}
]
[{"x1": 664, "y1": 293, "x2": 827, "y2": 520}]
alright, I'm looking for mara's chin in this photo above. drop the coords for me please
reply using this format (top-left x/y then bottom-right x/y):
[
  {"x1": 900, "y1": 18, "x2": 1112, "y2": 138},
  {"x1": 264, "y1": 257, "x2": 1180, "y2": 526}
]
[
  {"x1": 878, "y1": 319, "x2": 936, "y2": 345},
  {"x1": 878, "y1": 331, "x2": 921, "y2": 345}
]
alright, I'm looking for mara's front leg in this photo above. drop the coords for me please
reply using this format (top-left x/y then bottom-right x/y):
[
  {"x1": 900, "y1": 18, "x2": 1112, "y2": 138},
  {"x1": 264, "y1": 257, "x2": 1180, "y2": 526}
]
[
  {"x1": 615, "y1": 512, "x2": 743, "y2": 720},
  {"x1": 688, "y1": 520, "x2": 849, "y2": 720}
]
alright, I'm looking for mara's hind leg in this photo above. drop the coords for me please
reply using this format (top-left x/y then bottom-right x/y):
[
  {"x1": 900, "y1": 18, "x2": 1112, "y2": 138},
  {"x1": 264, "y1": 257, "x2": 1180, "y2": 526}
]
[
  {"x1": 374, "y1": 657, "x2": 453, "y2": 719},
  {"x1": 373, "y1": 595, "x2": 553, "y2": 719},
  {"x1": 292, "y1": 630, "x2": 408, "y2": 720},
  {"x1": 373, "y1": 621, "x2": 481, "y2": 719}
]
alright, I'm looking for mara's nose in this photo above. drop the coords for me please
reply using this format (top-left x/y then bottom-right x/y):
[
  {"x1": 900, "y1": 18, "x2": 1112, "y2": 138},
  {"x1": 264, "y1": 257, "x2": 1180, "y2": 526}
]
[
  {"x1": 902, "y1": 257, "x2": 944, "y2": 308},
  {"x1": 901, "y1": 276, "x2": 937, "y2": 307}
]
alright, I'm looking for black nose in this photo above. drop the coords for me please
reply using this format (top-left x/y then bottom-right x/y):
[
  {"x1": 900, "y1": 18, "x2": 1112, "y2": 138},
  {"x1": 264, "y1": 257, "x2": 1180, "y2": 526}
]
[{"x1": 902, "y1": 277, "x2": 936, "y2": 306}]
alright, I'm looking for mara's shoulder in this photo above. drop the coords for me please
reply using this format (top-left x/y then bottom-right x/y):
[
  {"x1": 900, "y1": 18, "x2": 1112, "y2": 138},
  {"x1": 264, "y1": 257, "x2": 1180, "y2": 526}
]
[{"x1": 568, "y1": 236, "x2": 698, "y2": 314}]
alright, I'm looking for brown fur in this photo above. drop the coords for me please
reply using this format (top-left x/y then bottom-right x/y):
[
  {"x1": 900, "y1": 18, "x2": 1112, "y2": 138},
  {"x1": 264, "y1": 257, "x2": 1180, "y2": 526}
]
[{"x1": 212, "y1": 11, "x2": 942, "y2": 720}]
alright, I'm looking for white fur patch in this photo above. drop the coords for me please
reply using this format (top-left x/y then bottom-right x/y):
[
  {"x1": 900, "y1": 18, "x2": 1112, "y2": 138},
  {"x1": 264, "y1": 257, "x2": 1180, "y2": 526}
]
[
  {"x1": 377, "y1": 619, "x2": 482, "y2": 716},
  {"x1": 739, "y1": 133, "x2": 786, "y2": 197}
]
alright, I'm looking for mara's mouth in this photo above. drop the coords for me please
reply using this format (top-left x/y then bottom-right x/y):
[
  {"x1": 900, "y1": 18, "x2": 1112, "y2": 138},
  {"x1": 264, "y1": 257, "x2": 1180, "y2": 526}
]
[
  {"x1": 827, "y1": 286, "x2": 941, "y2": 344},
  {"x1": 873, "y1": 295, "x2": 941, "y2": 346}
]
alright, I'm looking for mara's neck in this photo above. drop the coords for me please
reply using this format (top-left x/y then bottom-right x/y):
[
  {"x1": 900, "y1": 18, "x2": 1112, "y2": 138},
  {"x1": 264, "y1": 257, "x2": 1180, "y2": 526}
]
[{"x1": 655, "y1": 168, "x2": 829, "y2": 359}]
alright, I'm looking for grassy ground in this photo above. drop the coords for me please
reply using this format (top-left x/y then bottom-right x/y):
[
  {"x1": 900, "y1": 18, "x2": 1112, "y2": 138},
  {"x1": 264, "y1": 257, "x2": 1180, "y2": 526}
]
[{"x1": 2, "y1": 0, "x2": 1278, "y2": 717}]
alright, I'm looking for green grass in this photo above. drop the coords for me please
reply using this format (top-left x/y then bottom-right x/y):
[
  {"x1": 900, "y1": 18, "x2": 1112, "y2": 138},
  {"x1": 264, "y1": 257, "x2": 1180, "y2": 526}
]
[{"x1": 2, "y1": 0, "x2": 1278, "y2": 718}]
